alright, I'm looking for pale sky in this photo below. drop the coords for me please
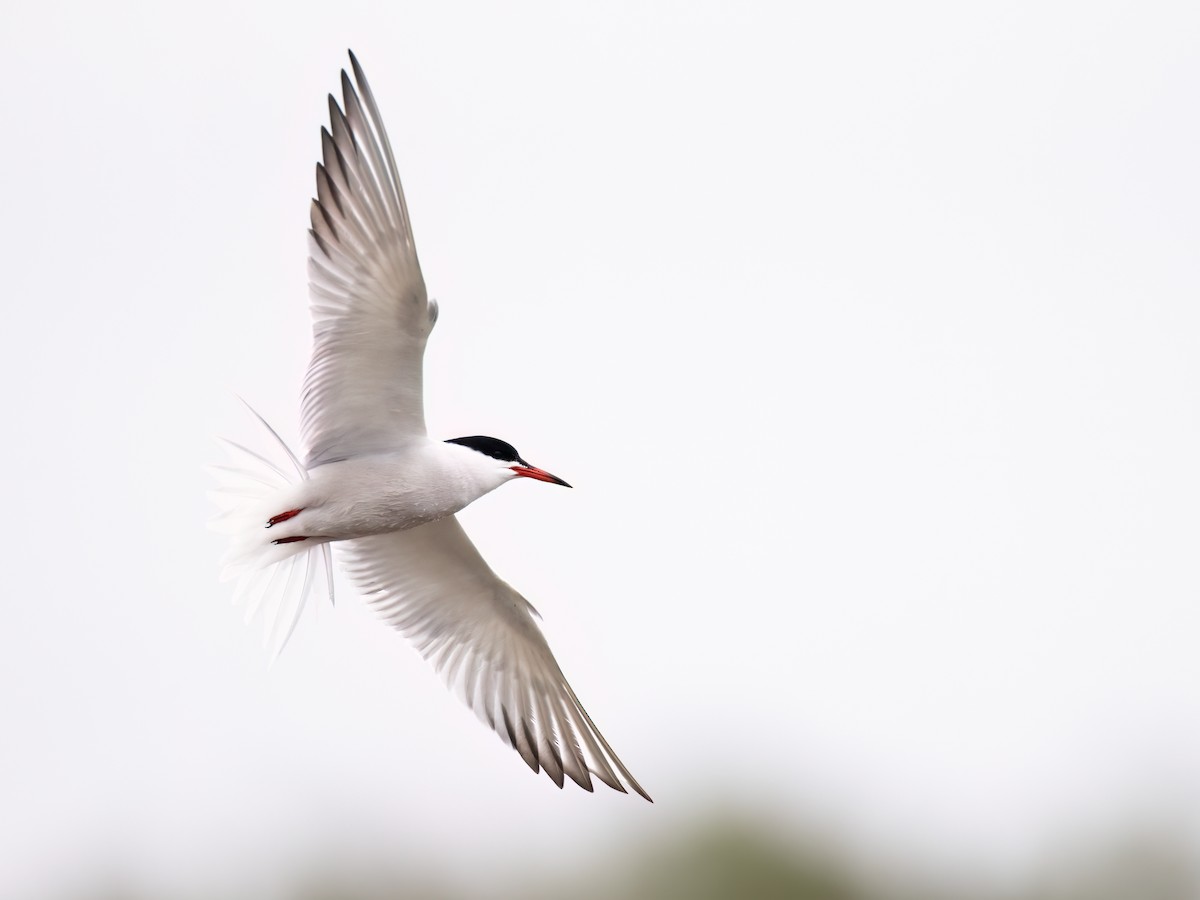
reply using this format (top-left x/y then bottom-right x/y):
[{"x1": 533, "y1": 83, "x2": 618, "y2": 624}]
[{"x1": 3, "y1": 2, "x2": 1200, "y2": 897}]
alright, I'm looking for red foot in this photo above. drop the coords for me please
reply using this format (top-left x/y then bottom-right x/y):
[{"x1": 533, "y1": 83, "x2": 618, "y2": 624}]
[
  {"x1": 266, "y1": 508, "x2": 303, "y2": 528},
  {"x1": 271, "y1": 536, "x2": 308, "y2": 545}
]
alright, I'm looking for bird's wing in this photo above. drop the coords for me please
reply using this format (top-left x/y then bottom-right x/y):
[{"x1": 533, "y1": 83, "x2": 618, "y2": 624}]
[
  {"x1": 303, "y1": 52, "x2": 437, "y2": 468},
  {"x1": 340, "y1": 517, "x2": 651, "y2": 800}
]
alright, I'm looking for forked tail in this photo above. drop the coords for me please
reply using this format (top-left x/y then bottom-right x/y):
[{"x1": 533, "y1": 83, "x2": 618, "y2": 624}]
[{"x1": 209, "y1": 401, "x2": 334, "y2": 660}]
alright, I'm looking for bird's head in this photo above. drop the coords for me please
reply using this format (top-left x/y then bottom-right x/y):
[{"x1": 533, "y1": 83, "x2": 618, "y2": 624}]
[{"x1": 444, "y1": 436, "x2": 572, "y2": 490}]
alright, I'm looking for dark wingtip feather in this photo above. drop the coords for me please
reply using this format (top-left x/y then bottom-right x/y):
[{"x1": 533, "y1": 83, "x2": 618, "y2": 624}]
[
  {"x1": 308, "y1": 228, "x2": 331, "y2": 258},
  {"x1": 543, "y1": 745, "x2": 566, "y2": 788},
  {"x1": 503, "y1": 707, "x2": 539, "y2": 773},
  {"x1": 315, "y1": 163, "x2": 344, "y2": 215},
  {"x1": 348, "y1": 50, "x2": 366, "y2": 84},
  {"x1": 310, "y1": 198, "x2": 337, "y2": 238}
]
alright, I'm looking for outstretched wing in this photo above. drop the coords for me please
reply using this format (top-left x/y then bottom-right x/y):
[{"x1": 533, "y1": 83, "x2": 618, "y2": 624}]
[
  {"x1": 340, "y1": 517, "x2": 652, "y2": 800},
  {"x1": 303, "y1": 51, "x2": 437, "y2": 467}
]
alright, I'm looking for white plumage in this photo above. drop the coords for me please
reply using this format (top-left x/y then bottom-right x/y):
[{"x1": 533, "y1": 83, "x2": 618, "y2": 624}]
[{"x1": 212, "y1": 51, "x2": 649, "y2": 801}]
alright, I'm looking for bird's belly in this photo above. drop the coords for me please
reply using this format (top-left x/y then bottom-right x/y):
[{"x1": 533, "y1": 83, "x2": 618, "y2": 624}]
[
  {"x1": 309, "y1": 492, "x2": 452, "y2": 538},
  {"x1": 289, "y1": 455, "x2": 471, "y2": 541}
]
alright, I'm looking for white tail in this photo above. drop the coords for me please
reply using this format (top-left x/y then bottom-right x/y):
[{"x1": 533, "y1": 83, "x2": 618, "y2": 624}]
[{"x1": 209, "y1": 401, "x2": 334, "y2": 661}]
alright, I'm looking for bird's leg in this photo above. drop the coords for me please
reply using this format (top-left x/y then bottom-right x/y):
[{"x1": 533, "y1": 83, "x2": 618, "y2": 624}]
[{"x1": 266, "y1": 508, "x2": 303, "y2": 528}]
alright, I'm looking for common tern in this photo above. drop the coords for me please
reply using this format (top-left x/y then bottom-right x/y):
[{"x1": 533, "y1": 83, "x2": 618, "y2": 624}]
[{"x1": 213, "y1": 52, "x2": 650, "y2": 801}]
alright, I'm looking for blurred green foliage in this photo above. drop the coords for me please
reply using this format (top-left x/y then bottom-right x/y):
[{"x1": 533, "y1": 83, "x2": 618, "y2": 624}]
[{"x1": 61, "y1": 811, "x2": 1199, "y2": 900}]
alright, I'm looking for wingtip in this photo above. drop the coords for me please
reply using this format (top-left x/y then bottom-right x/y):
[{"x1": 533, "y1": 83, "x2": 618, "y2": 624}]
[{"x1": 348, "y1": 49, "x2": 366, "y2": 81}]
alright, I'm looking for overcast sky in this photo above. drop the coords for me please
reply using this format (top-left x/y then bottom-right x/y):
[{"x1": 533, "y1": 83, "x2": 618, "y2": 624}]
[{"x1": 3, "y1": 2, "x2": 1200, "y2": 896}]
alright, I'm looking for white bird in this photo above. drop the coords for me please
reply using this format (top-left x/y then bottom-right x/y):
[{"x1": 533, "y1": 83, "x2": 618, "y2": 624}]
[{"x1": 212, "y1": 51, "x2": 650, "y2": 801}]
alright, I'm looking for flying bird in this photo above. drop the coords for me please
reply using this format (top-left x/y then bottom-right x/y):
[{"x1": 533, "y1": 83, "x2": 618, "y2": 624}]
[{"x1": 213, "y1": 51, "x2": 650, "y2": 801}]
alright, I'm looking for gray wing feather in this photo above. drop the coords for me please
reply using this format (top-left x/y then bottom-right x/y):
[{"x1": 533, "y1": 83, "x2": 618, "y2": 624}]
[
  {"x1": 302, "y1": 53, "x2": 436, "y2": 467},
  {"x1": 340, "y1": 518, "x2": 652, "y2": 800}
]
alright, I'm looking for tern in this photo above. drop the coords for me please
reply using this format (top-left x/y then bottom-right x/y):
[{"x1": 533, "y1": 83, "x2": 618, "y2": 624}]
[{"x1": 213, "y1": 51, "x2": 650, "y2": 801}]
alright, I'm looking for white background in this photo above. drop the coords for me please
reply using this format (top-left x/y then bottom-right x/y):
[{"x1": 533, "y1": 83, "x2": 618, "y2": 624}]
[{"x1": 3, "y1": 2, "x2": 1199, "y2": 896}]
